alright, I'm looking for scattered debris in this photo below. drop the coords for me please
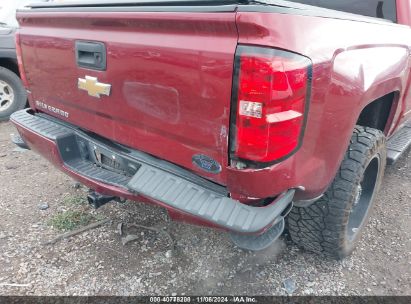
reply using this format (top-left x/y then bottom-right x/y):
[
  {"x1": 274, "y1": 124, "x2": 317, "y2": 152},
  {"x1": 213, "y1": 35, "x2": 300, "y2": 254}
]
[
  {"x1": 283, "y1": 278, "x2": 297, "y2": 295},
  {"x1": 119, "y1": 222, "x2": 175, "y2": 249},
  {"x1": 44, "y1": 218, "x2": 110, "y2": 245},
  {"x1": 0, "y1": 232, "x2": 7, "y2": 239},
  {"x1": 165, "y1": 250, "x2": 173, "y2": 259},
  {"x1": 306, "y1": 281, "x2": 316, "y2": 287},
  {"x1": 0, "y1": 153, "x2": 6, "y2": 158},
  {"x1": 129, "y1": 223, "x2": 174, "y2": 248},
  {"x1": 121, "y1": 234, "x2": 140, "y2": 246},
  {"x1": 73, "y1": 182, "x2": 82, "y2": 189},
  {"x1": 38, "y1": 203, "x2": 49, "y2": 211},
  {"x1": 12, "y1": 147, "x2": 28, "y2": 153},
  {"x1": 0, "y1": 283, "x2": 30, "y2": 287},
  {"x1": 117, "y1": 222, "x2": 124, "y2": 236},
  {"x1": 5, "y1": 165, "x2": 18, "y2": 170}
]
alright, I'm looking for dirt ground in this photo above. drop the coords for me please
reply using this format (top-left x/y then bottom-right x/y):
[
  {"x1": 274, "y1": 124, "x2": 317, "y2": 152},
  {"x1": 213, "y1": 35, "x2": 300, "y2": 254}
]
[{"x1": 0, "y1": 121, "x2": 410, "y2": 296}]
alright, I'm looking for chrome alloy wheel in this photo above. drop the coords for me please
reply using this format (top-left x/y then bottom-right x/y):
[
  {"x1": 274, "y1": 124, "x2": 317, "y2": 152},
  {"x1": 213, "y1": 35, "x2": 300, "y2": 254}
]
[{"x1": 0, "y1": 80, "x2": 15, "y2": 113}]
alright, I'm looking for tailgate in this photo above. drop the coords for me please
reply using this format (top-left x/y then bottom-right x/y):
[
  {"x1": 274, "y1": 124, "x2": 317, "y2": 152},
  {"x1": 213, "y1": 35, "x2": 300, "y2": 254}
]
[{"x1": 17, "y1": 5, "x2": 239, "y2": 185}]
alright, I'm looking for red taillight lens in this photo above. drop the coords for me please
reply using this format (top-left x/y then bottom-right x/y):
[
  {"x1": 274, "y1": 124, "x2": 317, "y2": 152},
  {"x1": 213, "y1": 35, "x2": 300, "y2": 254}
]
[
  {"x1": 15, "y1": 32, "x2": 29, "y2": 89},
  {"x1": 231, "y1": 46, "x2": 311, "y2": 164}
]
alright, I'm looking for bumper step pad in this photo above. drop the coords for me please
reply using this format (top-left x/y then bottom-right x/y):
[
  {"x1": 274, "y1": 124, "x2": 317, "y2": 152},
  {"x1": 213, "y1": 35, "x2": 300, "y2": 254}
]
[
  {"x1": 387, "y1": 123, "x2": 411, "y2": 164},
  {"x1": 127, "y1": 164, "x2": 294, "y2": 233},
  {"x1": 11, "y1": 110, "x2": 131, "y2": 188},
  {"x1": 10, "y1": 109, "x2": 72, "y2": 140},
  {"x1": 11, "y1": 109, "x2": 295, "y2": 237}
]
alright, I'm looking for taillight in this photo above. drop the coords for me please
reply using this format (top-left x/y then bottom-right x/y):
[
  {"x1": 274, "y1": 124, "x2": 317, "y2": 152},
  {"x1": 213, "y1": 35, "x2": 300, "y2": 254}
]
[
  {"x1": 15, "y1": 32, "x2": 29, "y2": 89},
  {"x1": 230, "y1": 46, "x2": 311, "y2": 165}
]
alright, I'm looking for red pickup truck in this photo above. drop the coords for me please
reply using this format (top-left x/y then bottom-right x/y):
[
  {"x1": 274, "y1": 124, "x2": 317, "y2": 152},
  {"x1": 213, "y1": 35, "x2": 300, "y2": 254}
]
[{"x1": 10, "y1": 0, "x2": 411, "y2": 259}]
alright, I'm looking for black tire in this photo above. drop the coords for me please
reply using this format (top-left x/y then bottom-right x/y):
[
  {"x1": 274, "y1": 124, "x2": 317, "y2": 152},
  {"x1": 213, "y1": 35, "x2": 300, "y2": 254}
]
[
  {"x1": 287, "y1": 126, "x2": 386, "y2": 259},
  {"x1": 0, "y1": 67, "x2": 27, "y2": 121}
]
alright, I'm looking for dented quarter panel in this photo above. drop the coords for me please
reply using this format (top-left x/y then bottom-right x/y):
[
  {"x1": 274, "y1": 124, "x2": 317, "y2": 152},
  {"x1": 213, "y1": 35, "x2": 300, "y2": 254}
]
[{"x1": 230, "y1": 12, "x2": 411, "y2": 200}]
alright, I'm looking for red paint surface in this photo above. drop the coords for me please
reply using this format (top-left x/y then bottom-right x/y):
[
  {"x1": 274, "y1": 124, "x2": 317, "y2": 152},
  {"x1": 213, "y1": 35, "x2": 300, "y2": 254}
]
[
  {"x1": 15, "y1": 2, "x2": 411, "y2": 208},
  {"x1": 230, "y1": 10, "x2": 411, "y2": 200},
  {"x1": 17, "y1": 11, "x2": 238, "y2": 186}
]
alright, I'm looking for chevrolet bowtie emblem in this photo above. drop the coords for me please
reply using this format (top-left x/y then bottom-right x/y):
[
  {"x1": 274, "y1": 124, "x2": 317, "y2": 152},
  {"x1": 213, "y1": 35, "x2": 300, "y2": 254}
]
[{"x1": 78, "y1": 76, "x2": 111, "y2": 98}]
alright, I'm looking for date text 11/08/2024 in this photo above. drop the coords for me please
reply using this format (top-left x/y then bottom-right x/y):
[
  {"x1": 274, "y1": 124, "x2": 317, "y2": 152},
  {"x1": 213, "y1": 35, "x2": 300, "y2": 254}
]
[{"x1": 149, "y1": 297, "x2": 257, "y2": 303}]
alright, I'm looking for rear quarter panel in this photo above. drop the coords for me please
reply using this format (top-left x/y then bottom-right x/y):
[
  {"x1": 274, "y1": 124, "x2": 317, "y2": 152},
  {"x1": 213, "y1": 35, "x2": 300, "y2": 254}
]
[{"x1": 230, "y1": 11, "x2": 411, "y2": 200}]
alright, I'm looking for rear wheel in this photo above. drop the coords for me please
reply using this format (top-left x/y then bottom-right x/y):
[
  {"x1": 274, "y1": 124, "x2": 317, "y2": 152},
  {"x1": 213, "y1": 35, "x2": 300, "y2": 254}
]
[
  {"x1": 0, "y1": 67, "x2": 27, "y2": 121},
  {"x1": 287, "y1": 126, "x2": 386, "y2": 259}
]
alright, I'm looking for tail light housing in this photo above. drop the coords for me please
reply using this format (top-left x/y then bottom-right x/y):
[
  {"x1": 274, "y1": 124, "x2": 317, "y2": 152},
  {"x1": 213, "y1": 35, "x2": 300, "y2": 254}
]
[
  {"x1": 230, "y1": 46, "x2": 312, "y2": 166},
  {"x1": 15, "y1": 32, "x2": 29, "y2": 89}
]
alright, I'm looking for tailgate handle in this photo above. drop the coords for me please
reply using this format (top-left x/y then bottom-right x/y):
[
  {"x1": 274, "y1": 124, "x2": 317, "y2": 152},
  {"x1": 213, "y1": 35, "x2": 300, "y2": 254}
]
[{"x1": 75, "y1": 41, "x2": 106, "y2": 71}]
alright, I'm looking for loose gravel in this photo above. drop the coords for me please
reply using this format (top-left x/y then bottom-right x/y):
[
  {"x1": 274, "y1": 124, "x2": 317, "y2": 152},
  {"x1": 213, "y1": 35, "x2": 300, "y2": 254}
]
[{"x1": 0, "y1": 121, "x2": 410, "y2": 296}]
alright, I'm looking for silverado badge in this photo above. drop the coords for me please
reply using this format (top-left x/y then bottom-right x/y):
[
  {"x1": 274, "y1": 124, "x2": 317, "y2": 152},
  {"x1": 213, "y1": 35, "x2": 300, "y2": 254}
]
[{"x1": 78, "y1": 76, "x2": 111, "y2": 98}]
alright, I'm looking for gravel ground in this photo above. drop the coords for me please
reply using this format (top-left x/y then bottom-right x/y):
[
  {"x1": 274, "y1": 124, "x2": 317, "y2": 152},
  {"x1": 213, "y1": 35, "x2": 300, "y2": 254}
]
[{"x1": 0, "y1": 121, "x2": 410, "y2": 296}]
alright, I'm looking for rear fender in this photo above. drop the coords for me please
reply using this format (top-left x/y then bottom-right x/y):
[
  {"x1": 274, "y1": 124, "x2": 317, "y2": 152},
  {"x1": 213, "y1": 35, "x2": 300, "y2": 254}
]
[
  {"x1": 303, "y1": 46, "x2": 409, "y2": 198},
  {"x1": 229, "y1": 11, "x2": 411, "y2": 201},
  {"x1": 327, "y1": 45, "x2": 408, "y2": 167}
]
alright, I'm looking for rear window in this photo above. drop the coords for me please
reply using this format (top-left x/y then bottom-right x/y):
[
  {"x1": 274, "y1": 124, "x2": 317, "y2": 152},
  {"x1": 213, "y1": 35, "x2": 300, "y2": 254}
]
[{"x1": 286, "y1": 0, "x2": 397, "y2": 22}]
